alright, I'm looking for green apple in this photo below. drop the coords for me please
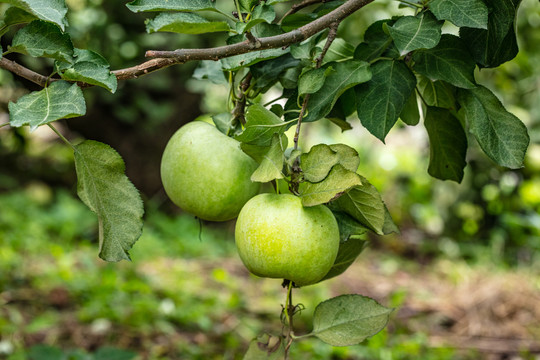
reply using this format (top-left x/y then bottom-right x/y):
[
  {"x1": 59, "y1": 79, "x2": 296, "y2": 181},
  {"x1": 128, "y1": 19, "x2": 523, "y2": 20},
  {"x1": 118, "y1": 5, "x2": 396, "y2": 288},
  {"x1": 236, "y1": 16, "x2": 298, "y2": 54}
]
[
  {"x1": 235, "y1": 193, "x2": 340, "y2": 286},
  {"x1": 160, "y1": 121, "x2": 260, "y2": 221}
]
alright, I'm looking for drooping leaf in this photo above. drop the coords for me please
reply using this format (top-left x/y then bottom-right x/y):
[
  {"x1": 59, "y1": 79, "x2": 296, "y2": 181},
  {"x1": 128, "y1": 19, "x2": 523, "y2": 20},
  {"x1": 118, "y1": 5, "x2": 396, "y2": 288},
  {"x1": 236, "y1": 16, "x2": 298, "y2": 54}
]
[
  {"x1": 355, "y1": 60, "x2": 416, "y2": 142},
  {"x1": 312, "y1": 295, "x2": 393, "y2": 346},
  {"x1": 459, "y1": 0, "x2": 519, "y2": 68},
  {"x1": 457, "y1": 86, "x2": 529, "y2": 169},
  {"x1": 382, "y1": 205, "x2": 400, "y2": 235},
  {"x1": 243, "y1": 334, "x2": 285, "y2": 360},
  {"x1": 10, "y1": 20, "x2": 73, "y2": 62},
  {"x1": 250, "y1": 134, "x2": 288, "y2": 183},
  {"x1": 235, "y1": 104, "x2": 295, "y2": 146},
  {"x1": 303, "y1": 60, "x2": 371, "y2": 123},
  {"x1": 0, "y1": 7, "x2": 37, "y2": 36},
  {"x1": 399, "y1": 91, "x2": 420, "y2": 126},
  {"x1": 73, "y1": 140, "x2": 144, "y2": 262},
  {"x1": 330, "y1": 178, "x2": 386, "y2": 235},
  {"x1": 387, "y1": 11, "x2": 443, "y2": 55},
  {"x1": 58, "y1": 49, "x2": 117, "y2": 92},
  {"x1": 412, "y1": 34, "x2": 476, "y2": 89},
  {"x1": 424, "y1": 107, "x2": 467, "y2": 182},
  {"x1": 8, "y1": 81, "x2": 85, "y2": 130},
  {"x1": 417, "y1": 76, "x2": 456, "y2": 109},
  {"x1": 1, "y1": 0, "x2": 68, "y2": 30},
  {"x1": 126, "y1": 0, "x2": 217, "y2": 12},
  {"x1": 428, "y1": 0, "x2": 487, "y2": 29},
  {"x1": 299, "y1": 165, "x2": 362, "y2": 207},
  {"x1": 146, "y1": 12, "x2": 230, "y2": 34}
]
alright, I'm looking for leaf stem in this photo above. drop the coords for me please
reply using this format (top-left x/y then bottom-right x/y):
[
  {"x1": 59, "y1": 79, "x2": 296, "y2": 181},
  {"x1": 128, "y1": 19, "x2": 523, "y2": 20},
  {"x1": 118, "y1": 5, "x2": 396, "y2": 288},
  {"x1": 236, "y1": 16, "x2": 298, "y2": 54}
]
[
  {"x1": 234, "y1": 0, "x2": 245, "y2": 22},
  {"x1": 0, "y1": 123, "x2": 10, "y2": 129},
  {"x1": 48, "y1": 123, "x2": 75, "y2": 150}
]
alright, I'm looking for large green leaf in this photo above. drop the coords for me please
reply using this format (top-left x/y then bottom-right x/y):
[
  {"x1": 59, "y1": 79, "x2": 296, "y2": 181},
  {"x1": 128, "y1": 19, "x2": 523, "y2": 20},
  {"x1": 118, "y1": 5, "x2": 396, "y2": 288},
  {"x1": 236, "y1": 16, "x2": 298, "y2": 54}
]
[
  {"x1": 457, "y1": 86, "x2": 529, "y2": 169},
  {"x1": 355, "y1": 60, "x2": 416, "y2": 142},
  {"x1": 354, "y1": 19, "x2": 399, "y2": 62},
  {"x1": 58, "y1": 49, "x2": 117, "y2": 92},
  {"x1": 428, "y1": 0, "x2": 488, "y2": 29},
  {"x1": 146, "y1": 12, "x2": 230, "y2": 34},
  {"x1": 1, "y1": 0, "x2": 68, "y2": 30},
  {"x1": 298, "y1": 165, "x2": 362, "y2": 207},
  {"x1": 330, "y1": 178, "x2": 387, "y2": 235},
  {"x1": 424, "y1": 107, "x2": 467, "y2": 182},
  {"x1": 300, "y1": 143, "x2": 359, "y2": 183},
  {"x1": 126, "y1": 0, "x2": 217, "y2": 12},
  {"x1": 412, "y1": 34, "x2": 476, "y2": 89},
  {"x1": 459, "y1": 0, "x2": 519, "y2": 68},
  {"x1": 74, "y1": 140, "x2": 144, "y2": 262},
  {"x1": 387, "y1": 11, "x2": 443, "y2": 56},
  {"x1": 10, "y1": 20, "x2": 73, "y2": 62},
  {"x1": 235, "y1": 104, "x2": 295, "y2": 146},
  {"x1": 311, "y1": 295, "x2": 392, "y2": 346},
  {"x1": 8, "y1": 81, "x2": 85, "y2": 130},
  {"x1": 303, "y1": 60, "x2": 372, "y2": 123}
]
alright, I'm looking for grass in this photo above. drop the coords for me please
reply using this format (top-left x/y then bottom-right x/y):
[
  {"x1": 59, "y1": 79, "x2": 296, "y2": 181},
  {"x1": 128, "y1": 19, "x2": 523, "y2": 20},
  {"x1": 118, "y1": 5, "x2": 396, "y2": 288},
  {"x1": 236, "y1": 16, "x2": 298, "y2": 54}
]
[{"x1": 1, "y1": 187, "x2": 539, "y2": 359}]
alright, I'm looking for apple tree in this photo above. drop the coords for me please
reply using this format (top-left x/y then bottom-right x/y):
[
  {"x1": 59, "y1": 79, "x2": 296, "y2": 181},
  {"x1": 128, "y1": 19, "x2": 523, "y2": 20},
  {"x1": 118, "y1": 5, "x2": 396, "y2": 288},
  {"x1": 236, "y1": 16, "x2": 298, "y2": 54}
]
[{"x1": 0, "y1": 0, "x2": 530, "y2": 358}]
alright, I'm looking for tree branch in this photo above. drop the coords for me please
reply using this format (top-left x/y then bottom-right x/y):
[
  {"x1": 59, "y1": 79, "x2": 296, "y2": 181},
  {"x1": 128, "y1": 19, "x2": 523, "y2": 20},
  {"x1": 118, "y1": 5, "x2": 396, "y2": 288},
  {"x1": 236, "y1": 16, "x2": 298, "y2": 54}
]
[
  {"x1": 0, "y1": 0, "x2": 374, "y2": 87},
  {"x1": 145, "y1": 0, "x2": 374, "y2": 59}
]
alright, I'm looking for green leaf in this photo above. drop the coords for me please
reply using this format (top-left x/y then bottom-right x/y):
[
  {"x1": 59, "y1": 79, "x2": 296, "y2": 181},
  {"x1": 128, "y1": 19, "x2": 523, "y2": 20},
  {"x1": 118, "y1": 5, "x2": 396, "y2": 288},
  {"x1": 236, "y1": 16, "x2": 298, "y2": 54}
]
[
  {"x1": 211, "y1": 112, "x2": 233, "y2": 135},
  {"x1": 457, "y1": 86, "x2": 529, "y2": 168},
  {"x1": 316, "y1": 38, "x2": 355, "y2": 65},
  {"x1": 399, "y1": 91, "x2": 420, "y2": 126},
  {"x1": 303, "y1": 60, "x2": 372, "y2": 122},
  {"x1": 382, "y1": 205, "x2": 400, "y2": 235},
  {"x1": 300, "y1": 143, "x2": 360, "y2": 183},
  {"x1": 459, "y1": 0, "x2": 520, "y2": 68},
  {"x1": 354, "y1": 19, "x2": 400, "y2": 62},
  {"x1": 74, "y1": 140, "x2": 144, "y2": 262},
  {"x1": 428, "y1": 0, "x2": 488, "y2": 29},
  {"x1": 10, "y1": 20, "x2": 73, "y2": 62},
  {"x1": 235, "y1": 104, "x2": 294, "y2": 146},
  {"x1": 412, "y1": 34, "x2": 476, "y2": 89},
  {"x1": 312, "y1": 294, "x2": 393, "y2": 346},
  {"x1": 299, "y1": 165, "x2": 362, "y2": 207},
  {"x1": 250, "y1": 134, "x2": 288, "y2": 183},
  {"x1": 387, "y1": 11, "x2": 443, "y2": 56},
  {"x1": 8, "y1": 81, "x2": 85, "y2": 130},
  {"x1": 146, "y1": 12, "x2": 230, "y2": 34},
  {"x1": 417, "y1": 76, "x2": 456, "y2": 109},
  {"x1": 330, "y1": 178, "x2": 386, "y2": 235},
  {"x1": 239, "y1": 0, "x2": 259, "y2": 11},
  {"x1": 355, "y1": 60, "x2": 416, "y2": 142},
  {"x1": 243, "y1": 334, "x2": 284, "y2": 360},
  {"x1": 126, "y1": 0, "x2": 217, "y2": 12},
  {"x1": 424, "y1": 107, "x2": 467, "y2": 182},
  {"x1": 1, "y1": 0, "x2": 68, "y2": 30},
  {"x1": 298, "y1": 67, "x2": 328, "y2": 98},
  {"x1": 58, "y1": 49, "x2": 117, "y2": 93},
  {"x1": 236, "y1": 4, "x2": 275, "y2": 34}
]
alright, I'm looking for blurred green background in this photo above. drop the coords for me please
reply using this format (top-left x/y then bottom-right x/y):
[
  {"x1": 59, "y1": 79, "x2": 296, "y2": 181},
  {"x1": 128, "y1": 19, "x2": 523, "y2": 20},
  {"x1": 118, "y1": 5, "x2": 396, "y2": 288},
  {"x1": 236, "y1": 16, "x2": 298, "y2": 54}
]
[{"x1": 1, "y1": 0, "x2": 540, "y2": 359}]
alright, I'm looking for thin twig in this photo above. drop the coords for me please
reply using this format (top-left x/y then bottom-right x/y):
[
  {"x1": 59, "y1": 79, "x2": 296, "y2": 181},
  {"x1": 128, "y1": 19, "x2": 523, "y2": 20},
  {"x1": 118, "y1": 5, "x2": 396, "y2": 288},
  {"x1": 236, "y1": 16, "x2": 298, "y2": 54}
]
[{"x1": 316, "y1": 22, "x2": 339, "y2": 67}]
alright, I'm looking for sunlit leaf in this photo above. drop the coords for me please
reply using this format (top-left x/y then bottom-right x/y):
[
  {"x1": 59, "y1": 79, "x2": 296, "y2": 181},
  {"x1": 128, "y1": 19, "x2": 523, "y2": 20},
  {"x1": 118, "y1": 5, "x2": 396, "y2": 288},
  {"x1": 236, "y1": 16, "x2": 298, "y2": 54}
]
[
  {"x1": 126, "y1": 0, "x2": 217, "y2": 12},
  {"x1": 146, "y1": 12, "x2": 230, "y2": 34},
  {"x1": 10, "y1": 20, "x2": 73, "y2": 62},
  {"x1": 1, "y1": 0, "x2": 68, "y2": 30},
  {"x1": 299, "y1": 165, "x2": 362, "y2": 207}
]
